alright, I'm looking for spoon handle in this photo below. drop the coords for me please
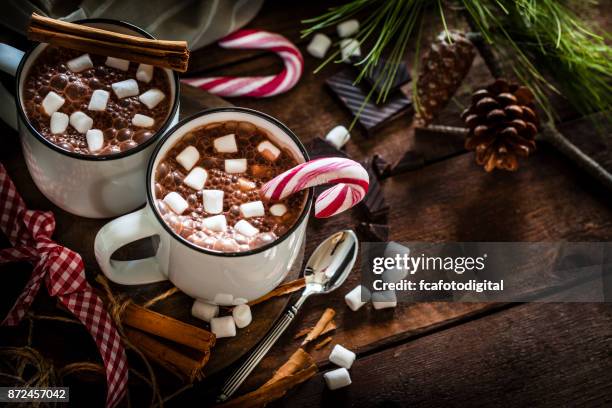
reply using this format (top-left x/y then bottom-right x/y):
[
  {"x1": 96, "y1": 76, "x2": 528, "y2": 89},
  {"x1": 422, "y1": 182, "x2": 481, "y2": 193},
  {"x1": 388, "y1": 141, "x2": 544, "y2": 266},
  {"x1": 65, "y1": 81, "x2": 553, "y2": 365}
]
[{"x1": 217, "y1": 302, "x2": 301, "y2": 402}]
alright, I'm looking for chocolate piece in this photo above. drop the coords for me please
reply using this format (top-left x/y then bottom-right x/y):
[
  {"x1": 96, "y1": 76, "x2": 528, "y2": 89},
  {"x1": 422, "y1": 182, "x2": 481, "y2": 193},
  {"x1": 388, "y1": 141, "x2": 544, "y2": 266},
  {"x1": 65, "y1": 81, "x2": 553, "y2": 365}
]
[
  {"x1": 356, "y1": 222, "x2": 389, "y2": 242},
  {"x1": 359, "y1": 159, "x2": 389, "y2": 220},
  {"x1": 308, "y1": 137, "x2": 350, "y2": 159},
  {"x1": 362, "y1": 58, "x2": 411, "y2": 95},
  {"x1": 372, "y1": 154, "x2": 392, "y2": 179},
  {"x1": 326, "y1": 69, "x2": 412, "y2": 133}
]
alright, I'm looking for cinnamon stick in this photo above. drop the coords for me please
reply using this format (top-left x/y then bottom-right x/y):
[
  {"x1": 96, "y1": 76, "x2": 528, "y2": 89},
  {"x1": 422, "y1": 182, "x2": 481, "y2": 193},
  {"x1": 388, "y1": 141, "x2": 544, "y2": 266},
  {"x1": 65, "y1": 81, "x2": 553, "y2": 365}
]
[
  {"x1": 125, "y1": 328, "x2": 207, "y2": 382},
  {"x1": 123, "y1": 303, "x2": 215, "y2": 352},
  {"x1": 247, "y1": 278, "x2": 306, "y2": 306},
  {"x1": 27, "y1": 13, "x2": 189, "y2": 72},
  {"x1": 301, "y1": 308, "x2": 336, "y2": 346},
  {"x1": 293, "y1": 320, "x2": 337, "y2": 340},
  {"x1": 314, "y1": 337, "x2": 332, "y2": 350},
  {"x1": 263, "y1": 348, "x2": 313, "y2": 387}
]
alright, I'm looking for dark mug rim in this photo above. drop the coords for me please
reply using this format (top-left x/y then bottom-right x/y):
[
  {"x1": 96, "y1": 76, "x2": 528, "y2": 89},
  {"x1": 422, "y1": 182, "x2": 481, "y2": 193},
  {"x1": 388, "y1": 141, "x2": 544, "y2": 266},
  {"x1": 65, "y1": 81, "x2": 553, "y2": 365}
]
[
  {"x1": 14, "y1": 18, "x2": 181, "y2": 161},
  {"x1": 146, "y1": 107, "x2": 314, "y2": 258}
]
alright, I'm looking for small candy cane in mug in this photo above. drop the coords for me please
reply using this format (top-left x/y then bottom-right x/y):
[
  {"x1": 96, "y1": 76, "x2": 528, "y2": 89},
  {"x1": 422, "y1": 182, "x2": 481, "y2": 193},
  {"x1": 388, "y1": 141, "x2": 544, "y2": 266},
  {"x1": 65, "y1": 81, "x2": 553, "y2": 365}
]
[{"x1": 261, "y1": 158, "x2": 369, "y2": 218}]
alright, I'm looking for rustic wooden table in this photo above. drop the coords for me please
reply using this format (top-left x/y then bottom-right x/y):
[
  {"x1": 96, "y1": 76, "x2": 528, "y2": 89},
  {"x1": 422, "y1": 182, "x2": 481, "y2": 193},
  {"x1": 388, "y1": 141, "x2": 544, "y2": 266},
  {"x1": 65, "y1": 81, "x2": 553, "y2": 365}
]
[{"x1": 1, "y1": 1, "x2": 611, "y2": 407}]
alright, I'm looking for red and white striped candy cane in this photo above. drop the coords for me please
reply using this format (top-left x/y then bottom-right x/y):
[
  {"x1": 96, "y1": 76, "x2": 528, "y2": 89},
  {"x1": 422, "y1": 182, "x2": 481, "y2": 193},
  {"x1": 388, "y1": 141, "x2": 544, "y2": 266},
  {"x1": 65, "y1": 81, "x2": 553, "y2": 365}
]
[
  {"x1": 182, "y1": 29, "x2": 303, "y2": 98},
  {"x1": 261, "y1": 158, "x2": 369, "y2": 218}
]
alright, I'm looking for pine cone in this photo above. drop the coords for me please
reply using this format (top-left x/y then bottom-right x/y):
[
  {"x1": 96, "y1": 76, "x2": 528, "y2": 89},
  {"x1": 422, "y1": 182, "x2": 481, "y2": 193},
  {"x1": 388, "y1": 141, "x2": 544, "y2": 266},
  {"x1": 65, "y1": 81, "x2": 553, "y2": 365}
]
[
  {"x1": 414, "y1": 31, "x2": 475, "y2": 126},
  {"x1": 462, "y1": 79, "x2": 539, "y2": 172}
]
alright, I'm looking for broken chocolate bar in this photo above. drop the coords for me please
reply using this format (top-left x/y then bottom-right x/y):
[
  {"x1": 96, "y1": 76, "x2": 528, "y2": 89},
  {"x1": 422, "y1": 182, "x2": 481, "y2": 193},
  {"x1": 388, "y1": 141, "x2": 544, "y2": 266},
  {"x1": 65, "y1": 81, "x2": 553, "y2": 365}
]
[
  {"x1": 362, "y1": 58, "x2": 411, "y2": 95},
  {"x1": 359, "y1": 158, "x2": 389, "y2": 221}
]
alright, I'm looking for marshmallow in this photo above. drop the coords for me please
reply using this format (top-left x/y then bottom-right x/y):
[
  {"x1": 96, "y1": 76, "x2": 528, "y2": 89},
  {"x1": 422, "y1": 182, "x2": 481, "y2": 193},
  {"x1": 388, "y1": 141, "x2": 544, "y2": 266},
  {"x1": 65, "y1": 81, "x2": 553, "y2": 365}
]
[
  {"x1": 382, "y1": 242, "x2": 410, "y2": 283},
  {"x1": 225, "y1": 158, "x2": 247, "y2": 174},
  {"x1": 88, "y1": 89, "x2": 110, "y2": 111},
  {"x1": 66, "y1": 54, "x2": 93, "y2": 73},
  {"x1": 163, "y1": 192, "x2": 188, "y2": 215},
  {"x1": 69, "y1": 111, "x2": 93, "y2": 134},
  {"x1": 136, "y1": 64, "x2": 154, "y2": 83},
  {"x1": 345, "y1": 285, "x2": 371, "y2": 312},
  {"x1": 237, "y1": 177, "x2": 256, "y2": 191},
  {"x1": 132, "y1": 113, "x2": 154, "y2": 128},
  {"x1": 202, "y1": 214, "x2": 227, "y2": 232},
  {"x1": 307, "y1": 33, "x2": 332, "y2": 58},
  {"x1": 257, "y1": 140, "x2": 281, "y2": 161},
  {"x1": 214, "y1": 293, "x2": 234, "y2": 305},
  {"x1": 50, "y1": 112, "x2": 69, "y2": 134},
  {"x1": 202, "y1": 189, "x2": 224, "y2": 214},
  {"x1": 111, "y1": 79, "x2": 139, "y2": 98},
  {"x1": 214, "y1": 134, "x2": 238, "y2": 153},
  {"x1": 232, "y1": 304, "x2": 252, "y2": 329},
  {"x1": 176, "y1": 146, "x2": 200, "y2": 171},
  {"x1": 240, "y1": 201, "x2": 265, "y2": 218},
  {"x1": 139, "y1": 88, "x2": 166, "y2": 109},
  {"x1": 324, "y1": 368, "x2": 352, "y2": 390},
  {"x1": 234, "y1": 219, "x2": 259, "y2": 237},
  {"x1": 85, "y1": 129, "x2": 104, "y2": 152},
  {"x1": 340, "y1": 39, "x2": 361, "y2": 62},
  {"x1": 337, "y1": 19, "x2": 360, "y2": 37},
  {"x1": 183, "y1": 167, "x2": 208, "y2": 190},
  {"x1": 329, "y1": 344, "x2": 356, "y2": 369},
  {"x1": 269, "y1": 203, "x2": 287, "y2": 217},
  {"x1": 325, "y1": 126, "x2": 350, "y2": 149},
  {"x1": 372, "y1": 290, "x2": 397, "y2": 310},
  {"x1": 210, "y1": 316, "x2": 236, "y2": 338},
  {"x1": 41, "y1": 91, "x2": 65, "y2": 116},
  {"x1": 105, "y1": 56, "x2": 129, "y2": 71},
  {"x1": 191, "y1": 301, "x2": 219, "y2": 322}
]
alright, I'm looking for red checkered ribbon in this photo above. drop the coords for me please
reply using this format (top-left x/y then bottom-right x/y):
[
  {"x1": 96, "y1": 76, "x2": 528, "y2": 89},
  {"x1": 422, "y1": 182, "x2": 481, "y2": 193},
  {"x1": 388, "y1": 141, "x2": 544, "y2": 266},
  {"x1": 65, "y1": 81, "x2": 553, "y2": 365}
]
[{"x1": 0, "y1": 163, "x2": 128, "y2": 408}]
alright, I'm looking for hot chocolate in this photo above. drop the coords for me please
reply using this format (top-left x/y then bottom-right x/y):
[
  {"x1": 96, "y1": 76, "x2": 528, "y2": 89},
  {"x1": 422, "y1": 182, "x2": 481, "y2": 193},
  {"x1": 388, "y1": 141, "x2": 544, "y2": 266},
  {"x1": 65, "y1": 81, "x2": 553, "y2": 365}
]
[
  {"x1": 154, "y1": 120, "x2": 306, "y2": 253},
  {"x1": 23, "y1": 46, "x2": 171, "y2": 155}
]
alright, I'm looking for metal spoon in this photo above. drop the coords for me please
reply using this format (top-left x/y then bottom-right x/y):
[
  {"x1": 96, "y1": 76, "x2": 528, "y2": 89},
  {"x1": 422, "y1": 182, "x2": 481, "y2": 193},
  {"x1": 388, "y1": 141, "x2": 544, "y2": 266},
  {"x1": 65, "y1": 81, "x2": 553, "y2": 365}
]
[{"x1": 217, "y1": 229, "x2": 359, "y2": 402}]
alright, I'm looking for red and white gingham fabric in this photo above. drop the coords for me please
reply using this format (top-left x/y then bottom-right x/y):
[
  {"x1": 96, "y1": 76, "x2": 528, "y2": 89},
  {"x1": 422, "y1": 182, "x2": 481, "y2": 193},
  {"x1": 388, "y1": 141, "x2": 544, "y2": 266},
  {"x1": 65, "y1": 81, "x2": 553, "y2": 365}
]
[
  {"x1": 182, "y1": 29, "x2": 303, "y2": 98},
  {"x1": 0, "y1": 163, "x2": 128, "y2": 408}
]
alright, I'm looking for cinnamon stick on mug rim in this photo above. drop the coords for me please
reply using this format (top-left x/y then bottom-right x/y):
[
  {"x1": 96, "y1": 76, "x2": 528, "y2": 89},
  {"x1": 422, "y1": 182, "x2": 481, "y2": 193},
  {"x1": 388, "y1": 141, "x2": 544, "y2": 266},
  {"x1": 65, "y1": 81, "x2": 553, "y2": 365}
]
[{"x1": 27, "y1": 13, "x2": 189, "y2": 72}]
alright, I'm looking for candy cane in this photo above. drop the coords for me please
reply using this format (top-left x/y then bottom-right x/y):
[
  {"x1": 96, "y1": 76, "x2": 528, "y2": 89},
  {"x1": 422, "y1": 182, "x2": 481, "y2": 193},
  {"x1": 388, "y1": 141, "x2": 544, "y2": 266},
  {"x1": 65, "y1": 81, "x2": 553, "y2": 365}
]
[
  {"x1": 261, "y1": 158, "x2": 369, "y2": 218},
  {"x1": 182, "y1": 29, "x2": 303, "y2": 98}
]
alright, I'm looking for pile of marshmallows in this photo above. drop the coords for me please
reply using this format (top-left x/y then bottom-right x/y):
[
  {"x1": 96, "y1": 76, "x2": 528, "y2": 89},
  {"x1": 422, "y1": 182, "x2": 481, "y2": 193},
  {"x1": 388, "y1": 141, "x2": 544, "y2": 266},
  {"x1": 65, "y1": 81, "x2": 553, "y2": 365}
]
[
  {"x1": 42, "y1": 54, "x2": 165, "y2": 152},
  {"x1": 192, "y1": 300, "x2": 252, "y2": 339},
  {"x1": 306, "y1": 19, "x2": 361, "y2": 63},
  {"x1": 163, "y1": 134, "x2": 287, "y2": 239}
]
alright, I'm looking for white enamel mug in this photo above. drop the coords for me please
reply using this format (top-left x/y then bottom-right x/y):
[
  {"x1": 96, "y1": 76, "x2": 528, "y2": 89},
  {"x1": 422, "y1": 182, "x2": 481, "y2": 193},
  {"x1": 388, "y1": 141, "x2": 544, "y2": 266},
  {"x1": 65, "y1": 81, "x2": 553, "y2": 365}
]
[
  {"x1": 94, "y1": 108, "x2": 314, "y2": 305},
  {"x1": 0, "y1": 19, "x2": 180, "y2": 218}
]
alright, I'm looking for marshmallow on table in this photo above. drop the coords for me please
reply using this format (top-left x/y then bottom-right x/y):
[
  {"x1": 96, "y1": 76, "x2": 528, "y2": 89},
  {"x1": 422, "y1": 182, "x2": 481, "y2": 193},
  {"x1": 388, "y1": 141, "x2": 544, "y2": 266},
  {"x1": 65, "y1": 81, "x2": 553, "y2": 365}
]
[
  {"x1": 42, "y1": 91, "x2": 65, "y2": 116},
  {"x1": 105, "y1": 56, "x2": 129, "y2": 71},
  {"x1": 324, "y1": 367, "x2": 352, "y2": 390},
  {"x1": 176, "y1": 146, "x2": 200, "y2": 171},
  {"x1": 240, "y1": 201, "x2": 265, "y2": 218},
  {"x1": 232, "y1": 304, "x2": 252, "y2": 328},
  {"x1": 214, "y1": 134, "x2": 238, "y2": 153},
  {"x1": 210, "y1": 316, "x2": 236, "y2": 338},
  {"x1": 202, "y1": 189, "x2": 224, "y2": 214},
  {"x1": 382, "y1": 242, "x2": 410, "y2": 283},
  {"x1": 257, "y1": 140, "x2": 281, "y2": 161},
  {"x1": 202, "y1": 214, "x2": 227, "y2": 232},
  {"x1": 307, "y1": 33, "x2": 332, "y2": 59},
  {"x1": 225, "y1": 158, "x2": 247, "y2": 174},
  {"x1": 340, "y1": 39, "x2": 361, "y2": 62},
  {"x1": 85, "y1": 129, "x2": 104, "y2": 152},
  {"x1": 234, "y1": 219, "x2": 259, "y2": 237},
  {"x1": 372, "y1": 290, "x2": 397, "y2": 310},
  {"x1": 329, "y1": 344, "x2": 356, "y2": 369},
  {"x1": 191, "y1": 301, "x2": 219, "y2": 322},
  {"x1": 269, "y1": 203, "x2": 287, "y2": 217},
  {"x1": 67, "y1": 54, "x2": 93, "y2": 73},
  {"x1": 345, "y1": 285, "x2": 371, "y2": 312},
  {"x1": 50, "y1": 112, "x2": 69, "y2": 134},
  {"x1": 163, "y1": 192, "x2": 188, "y2": 215},
  {"x1": 139, "y1": 89, "x2": 166, "y2": 109},
  {"x1": 112, "y1": 79, "x2": 139, "y2": 98},
  {"x1": 132, "y1": 113, "x2": 154, "y2": 128},
  {"x1": 337, "y1": 19, "x2": 359, "y2": 37},
  {"x1": 88, "y1": 89, "x2": 110, "y2": 111},
  {"x1": 136, "y1": 64, "x2": 154, "y2": 83},
  {"x1": 183, "y1": 167, "x2": 208, "y2": 190},
  {"x1": 325, "y1": 125, "x2": 350, "y2": 149},
  {"x1": 69, "y1": 111, "x2": 93, "y2": 134}
]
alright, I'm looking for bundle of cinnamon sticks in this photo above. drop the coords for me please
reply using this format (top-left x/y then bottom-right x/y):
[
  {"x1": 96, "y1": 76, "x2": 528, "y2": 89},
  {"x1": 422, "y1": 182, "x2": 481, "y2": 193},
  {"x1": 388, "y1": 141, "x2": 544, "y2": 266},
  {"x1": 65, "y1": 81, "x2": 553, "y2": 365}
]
[{"x1": 27, "y1": 13, "x2": 189, "y2": 72}]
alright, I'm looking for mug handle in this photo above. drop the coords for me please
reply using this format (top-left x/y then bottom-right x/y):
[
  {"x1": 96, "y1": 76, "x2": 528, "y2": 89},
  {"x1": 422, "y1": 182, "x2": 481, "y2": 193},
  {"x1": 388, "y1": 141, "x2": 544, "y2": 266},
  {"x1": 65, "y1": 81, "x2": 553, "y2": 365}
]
[
  {"x1": 94, "y1": 207, "x2": 168, "y2": 285},
  {"x1": 0, "y1": 43, "x2": 25, "y2": 130}
]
